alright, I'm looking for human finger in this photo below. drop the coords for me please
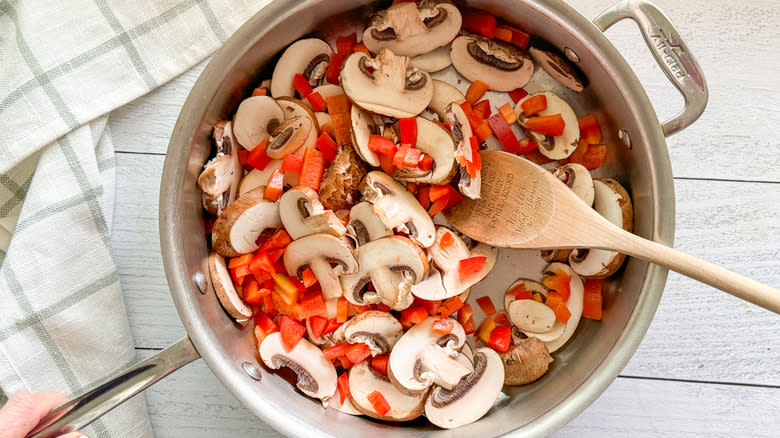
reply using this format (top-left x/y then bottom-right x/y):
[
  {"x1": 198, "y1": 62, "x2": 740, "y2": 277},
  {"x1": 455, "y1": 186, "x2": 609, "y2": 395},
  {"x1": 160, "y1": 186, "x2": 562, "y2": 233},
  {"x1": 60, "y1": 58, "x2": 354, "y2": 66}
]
[{"x1": 0, "y1": 391, "x2": 68, "y2": 438}]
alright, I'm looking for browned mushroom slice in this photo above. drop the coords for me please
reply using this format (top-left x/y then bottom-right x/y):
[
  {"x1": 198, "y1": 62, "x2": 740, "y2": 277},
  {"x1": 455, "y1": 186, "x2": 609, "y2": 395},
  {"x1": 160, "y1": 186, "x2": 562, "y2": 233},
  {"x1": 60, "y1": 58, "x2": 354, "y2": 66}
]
[
  {"x1": 199, "y1": 121, "x2": 243, "y2": 215},
  {"x1": 318, "y1": 145, "x2": 368, "y2": 211},
  {"x1": 271, "y1": 38, "x2": 332, "y2": 97},
  {"x1": 348, "y1": 361, "x2": 426, "y2": 421},
  {"x1": 211, "y1": 186, "x2": 281, "y2": 257},
  {"x1": 283, "y1": 234, "x2": 358, "y2": 300},
  {"x1": 514, "y1": 92, "x2": 580, "y2": 160},
  {"x1": 208, "y1": 251, "x2": 252, "y2": 322},
  {"x1": 528, "y1": 36, "x2": 588, "y2": 93},
  {"x1": 265, "y1": 116, "x2": 313, "y2": 159},
  {"x1": 444, "y1": 103, "x2": 480, "y2": 199},
  {"x1": 393, "y1": 117, "x2": 456, "y2": 185},
  {"x1": 362, "y1": 1, "x2": 461, "y2": 58},
  {"x1": 278, "y1": 186, "x2": 345, "y2": 240},
  {"x1": 232, "y1": 96, "x2": 284, "y2": 150},
  {"x1": 500, "y1": 337, "x2": 553, "y2": 386},
  {"x1": 340, "y1": 49, "x2": 433, "y2": 119},
  {"x1": 258, "y1": 332, "x2": 337, "y2": 401},
  {"x1": 450, "y1": 35, "x2": 534, "y2": 91}
]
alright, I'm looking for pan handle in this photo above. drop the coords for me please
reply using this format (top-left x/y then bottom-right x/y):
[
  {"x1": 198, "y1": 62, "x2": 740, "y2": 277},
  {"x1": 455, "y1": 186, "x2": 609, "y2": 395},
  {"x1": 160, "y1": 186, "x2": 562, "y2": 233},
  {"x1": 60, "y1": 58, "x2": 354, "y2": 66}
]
[
  {"x1": 26, "y1": 336, "x2": 200, "y2": 438},
  {"x1": 593, "y1": 0, "x2": 708, "y2": 137}
]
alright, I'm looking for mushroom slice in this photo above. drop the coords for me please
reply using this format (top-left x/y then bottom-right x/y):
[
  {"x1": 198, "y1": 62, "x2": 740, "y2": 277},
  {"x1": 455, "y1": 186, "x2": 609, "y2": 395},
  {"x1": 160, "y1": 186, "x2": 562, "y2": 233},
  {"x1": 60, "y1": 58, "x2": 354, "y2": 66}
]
[
  {"x1": 553, "y1": 163, "x2": 594, "y2": 206},
  {"x1": 232, "y1": 96, "x2": 284, "y2": 150},
  {"x1": 341, "y1": 49, "x2": 433, "y2": 119},
  {"x1": 424, "y1": 347, "x2": 504, "y2": 429},
  {"x1": 315, "y1": 112, "x2": 332, "y2": 130},
  {"x1": 501, "y1": 337, "x2": 553, "y2": 386},
  {"x1": 568, "y1": 178, "x2": 633, "y2": 278},
  {"x1": 504, "y1": 279, "x2": 565, "y2": 342},
  {"x1": 271, "y1": 38, "x2": 332, "y2": 97},
  {"x1": 540, "y1": 248, "x2": 572, "y2": 264},
  {"x1": 284, "y1": 234, "x2": 358, "y2": 300},
  {"x1": 348, "y1": 361, "x2": 426, "y2": 421},
  {"x1": 336, "y1": 310, "x2": 403, "y2": 355},
  {"x1": 393, "y1": 117, "x2": 456, "y2": 184},
  {"x1": 319, "y1": 145, "x2": 368, "y2": 211},
  {"x1": 515, "y1": 92, "x2": 580, "y2": 160},
  {"x1": 349, "y1": 105, "x2": 381, "y2": 167},
  {"x1": 347, "y1": 201, "x2": 392, "y2": 247},
  {"x1": 528, "y1": 36, "x2": 588, "y2": 93},
  {"x1": 265, "y1": 116, "x2": 313, "y2": 159},
  {"x1": 212, "y1": 186, "x2": 281, "y2": 257},
  {"x1": 276, "y1": 97, "x2": 320, "y2": 153},
  {"x1": 429, "y1": 227, "x2": 497, "y2": 297},
  {"x1": 258, "y1": 332, "x2": 337, "y2": 400},
  {"x1": 539, "y1": 262, "x2": 584, "y2": 353},
  {"x1": 450, "y1": 35, "x2": 534, "y2": 91},
  {"x1": 411, "y1": 43, "x2": 452, "y2": 73},
  {"x1": 238, "y1": 160, "x2": 284, "y2": 197},
  {"x1": 279, "y1": 186, "x2": 346, "y2": 239},
  {"x1": 428, "y1": 79, "x2": 466, "y2": 120},
  {"x1": 410, "y1": 267, "x2": 448, "y2": 301},
  {"x1": 362, "y1": 1, "x2": 462, "y2": 58},
  {"x1": 325, "y1": 385, "x2": 362, "y2": 415},
  {"x1": 199, "y1": 120, "x2": 242, "y2": 211},
  {"x1": 388, "y1": 316, "x2": 469, "y2": 394},
  {"x1": 198, "y1": 155, "x2": 236, "y2": 198},
  {"x1": 208, "y1": 251, "x2": 252, "y2": 321},
  {"x1": 341, "y1": 236, "x2": 429, "y2": 310},
  {"x1": 444, "y1": 103, "x2": 480, "y2": 199},
  {"x1": 360, "y1": 171, "x2": 436, "y2": 247},
  {"x1": 507, "y1": 299, "x2": 557, "y2": 334}
]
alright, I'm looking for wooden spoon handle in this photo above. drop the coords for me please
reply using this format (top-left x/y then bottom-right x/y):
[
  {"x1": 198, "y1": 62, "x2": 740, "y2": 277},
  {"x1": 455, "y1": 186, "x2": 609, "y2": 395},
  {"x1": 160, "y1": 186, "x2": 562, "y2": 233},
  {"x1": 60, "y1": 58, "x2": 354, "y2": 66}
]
[{"x1": 609, "y1": 228, "x2": 780, "y2": 314}]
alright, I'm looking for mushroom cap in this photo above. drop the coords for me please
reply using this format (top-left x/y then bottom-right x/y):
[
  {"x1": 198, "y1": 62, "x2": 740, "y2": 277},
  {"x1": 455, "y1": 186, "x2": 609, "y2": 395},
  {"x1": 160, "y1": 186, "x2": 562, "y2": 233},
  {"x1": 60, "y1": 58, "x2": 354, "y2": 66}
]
[
  {"x1": 393, "y1": 117, "x2": 456, "y2": 184},
  {"x1": 388, "y1": 316, "x2": 469, "y2": 394},
  {"x1": 362, "y1": 1, "x2": 461, "y2": 58},
  {"x1": 430, "y1": 227, "x2": 497, "y2": 297},
  {"x1": 284, "y1": 233, "x2": 358, "y2": 300},
  {"x1": 553, "y1": 163, "x2": 594, "y2": 207},
  {"x1": 360, "y1": 171, "x2": 436, "y2": 247},
  {"x1": 504, "y1": 279, "x2": 566, "y2": 342},
  {"x1": 424, "y1": 347, "x2": 505, "y2": 429},
  {"x1": 208, "y1": 251, "x2": 252, "y2": 321},
  {"x1": 347, "y1": 201, "x2": 393, "y2": 247},
  {"x1": 347, "y1": 361, "x2": 427, "y2": 421},
  {"x1": 211, "y1": 186, "x2": 282, "y2": 257},
  {"x1": 318, "y1": 145, "x2": 368, "y2": 211},
  {"x1": 507, "y1": 299, "x2": 557, "y2": 334},
  {"x1": 450, "y1": 35, "x2": 534, "y2": 92},
  {"x1": 279, "y1": 186, "x2": 346, "y2": 240},
  {"x1": 528, "y1": 36, "x2": 588, "y2": 93},
  {"x1": 569, "y1": 178, "x2": 633, "y2": 278},
  {"x1": 341, "y1": 49, "x2": 433, "y2": 119},
  {"x1": 271, "y1": 38, "x2": 332, "y2": 98},
  {"x1": 444, "y1": 103, "x2": 481, "y2": 199},
  {"x1": 411, "y1": 43, "x2": 452, "y2": 72},
  {"x1": 276, "y1": 97, "x2": 320, "y2": 154},
  {"x1": 349, "y1": 104, "x2": 381, "y2": 167},
  {"x1": 258, "y1": 332, "x2": 337, "y2": 400},
  {"x1": 238, "y1": 160, "x2": 285, "y2": 197},
  {"x1": 336, "y1": 310, "x2": 404, "y2": 355},
  {"x1": 539, "y1": 262, "x2": 584, "y2": 353},
  {"x1": 232, "y1": 96, "x2": 284, "y2": 150},
  {"x1": 500, "y1": 337, "x2": 553, "y2": 386},
  {"x1": 428, "y1": 79, "x2": 466, "y2": 120},
  {"x1": 266, "y1": 116, "x2": 314, "y2": 159},
  {"x1": 515, "y1": 92, "x2": 580, "y2": 160}
]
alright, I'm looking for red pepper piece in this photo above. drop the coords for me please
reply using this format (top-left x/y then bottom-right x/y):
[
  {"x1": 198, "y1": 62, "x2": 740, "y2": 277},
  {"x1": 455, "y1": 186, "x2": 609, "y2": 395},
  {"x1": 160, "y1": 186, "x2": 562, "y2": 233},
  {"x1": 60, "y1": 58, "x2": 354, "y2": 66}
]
[
  {"x1": 498, "y1": 103, "x2": 517, "y2": 125},
  {"x1": 417, "y1": 154, "x2": 433, "y2": 171},
  {"x1": 378, "y1": 151, "x2": 396, "y2": 175},
  {"x1": 301, "y1": 267, "x2": 318, "y2": 288},
  {"x1": 525, "y1": 114, "x2": 566, "y2": 137},
  {"x1": 508, "y1": 88, "x2": 529, "y2": 103},
  {"x1": 457, "y1": 303, "x2": 476, "y2": 335},
  {"x1": 494, "y1": 312, "x2": 511, "y2": 326},
  {"x1": 507, "y1": 26, "x2": 531, "y2": 49},
  {"x1": 432, "y1": 318, "x2": 455, "y2": 334},
  {"x1": 263, "y1": 293, "x2": 276, "y2": 318},
  {"x1": 473, "y1": 99, "x2": 491, "y2": 118},
  {"x1": 336, "y1": 296, "x2": 349, "y2": 323},
  {"x1": 438, "y1": 296, "x2": 464, "y2": 318},
  {"x1": 338, "y1": 355, "x2": 353, "y2": 370},
  {"x1": 322, "y1": 318, "x2": 342, "y2": 336},
  {"x1": 367, "y1": 134, "x2": 397, "y2": 156},
  {"x1": 292, "y1": 73, "x2": 313, "y2": 98},
  {"x1": 315, "y1": 131, "x2": 339, "y2": 163},
  {"x1": 416, "y1": 186, "x2": 431, "y2": 209},
  {"x1": 462, "y1": 11, "x2": 497, "y2": 39},
  {"x1": 440, "y1": 232, "x2": 454, "y2": 248},
  {"x1": 466, "y1": 80, "x2": 489, "y2": 104},
  {"x1": 336, "y1": 33, "x2": 357, "y2": 56},
  {"x1": 399, "y1": 117, "x2": 417, "y2": 148},
  {"x1": 323, "y1": 343, "x2": 350, "y2": 361},
  {"x1": 494, "y1": 26, "x2": 513, "y2": 43},
  {"x1": 254, "y1": 310, "x2": 279, "y2": 335},
  {"x1": 299, "y1": 291, "x2": 327, "y2": 319},
  {"x1": 258, "y1": 229, "x2": 292, "y2": 252},
  {"x1": 578, "y1": 114, "x2": 602, "y2": 144},
  {"x1": 280, "y1": 154, "x2": 303, "y2": 174},
  {"x1": 487, "y1": 326, "x2": 511, "y2": 352},
  {"x1": 476, "y1": 296, "x2": 497, "y2": 316},
  {"x1": 428, "y1": 194, "x2": 450, "y2": 217},
  {"x1": 487, "y1": 113, "x2": 523, "y2": 154},
  {"x1": 400, "y1": 306, "x2": 428, "y2": 328},
  {"x1": 444, "y1": 186, "x2": 464, "y2": 210},
  {"x1": 307, "y1": 91, "x2": 327, "y2": 112},
  {"x1": 326, "y1": 53, "x2": 344, "y2": 85},
  {"x1": 521, "y1": 94, "x2": 548, "y2": 116},
  {"x1": 543, "y1": 268, "x2": 573, "y2": 301},
  {"x1": 299, "y1": 147, "x2": 325, "y2": 191},
  {"x1": 403, "y1": 147, "x2": 422, "y2": 168},
  {"x1": 392, "y1": 144, "x2": 410, "y2": 168},
  {"x1": 337, "y1": 372, "x2": 350, "y2": 405},
  {"x1": 367, "y1": 391, "x2": 391, "y2": 417},
  {"x1": 371, "y1": 354, "x2": 389, "y2": 375},
  {"x1": 279, "y1": 315, "x2": 306, "y2": 351},
  {"x1": 583, "y1": 279, "x2": 603, "y2": 320},
  {"x1": 263, "y1": 169, "x2": 285, "y2": 201},
  {"x1": 579, "y1": 144, "x2": 608, "y2": 170},
  {"x1": 459, "y1": 256, "x2": 487, "y2": 281},
  {"x1": 246, "y1": 138, "x2": 271, "y2": 170},
  {"x1": 228, "y1": 254, "x2": 253, "y2": 269},
  {"x1": 251, "y1": 87, "x2": 268, "y2": 97},
  {"x1": 475, "y1": 121, "x2": 492, "y2": 143},
  {"x1": 249, "y1": 252, "x2": 276, "y2": 275},
  {"x1": 352, "y1": 42, "x2": 371, "y2": 55},
  {"x1": 428, "y1": 185, "x2": 451, "y2": 202},
  {"x1": 308, "y1": 315, "x2": 328, "y2": 339},
  {"x1": 344, "y1": 343, "x2": 372, "y2": 364}
]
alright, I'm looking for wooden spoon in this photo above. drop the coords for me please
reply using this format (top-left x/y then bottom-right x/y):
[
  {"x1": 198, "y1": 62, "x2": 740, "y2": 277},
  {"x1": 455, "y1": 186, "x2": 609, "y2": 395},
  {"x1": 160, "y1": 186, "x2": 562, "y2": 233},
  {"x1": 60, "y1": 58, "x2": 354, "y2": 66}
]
[{"x1": 446, "y1": 151, "x2": 780, "y2": 314}]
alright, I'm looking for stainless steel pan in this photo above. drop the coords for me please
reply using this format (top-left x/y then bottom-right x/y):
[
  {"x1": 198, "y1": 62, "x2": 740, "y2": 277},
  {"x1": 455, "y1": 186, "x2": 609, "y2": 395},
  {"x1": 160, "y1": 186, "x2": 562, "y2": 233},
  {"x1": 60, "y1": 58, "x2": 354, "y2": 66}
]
[{"x1": 29, "y1": 0, "x2": 707, "y2": 436}]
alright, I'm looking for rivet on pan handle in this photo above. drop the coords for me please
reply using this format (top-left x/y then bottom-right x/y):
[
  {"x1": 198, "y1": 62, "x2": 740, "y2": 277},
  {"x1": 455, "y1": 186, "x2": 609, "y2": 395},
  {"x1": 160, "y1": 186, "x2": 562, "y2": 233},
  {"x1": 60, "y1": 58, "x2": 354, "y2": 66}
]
[{"x1": 594, "y1": 0, "x2": 708, "y2": 137}]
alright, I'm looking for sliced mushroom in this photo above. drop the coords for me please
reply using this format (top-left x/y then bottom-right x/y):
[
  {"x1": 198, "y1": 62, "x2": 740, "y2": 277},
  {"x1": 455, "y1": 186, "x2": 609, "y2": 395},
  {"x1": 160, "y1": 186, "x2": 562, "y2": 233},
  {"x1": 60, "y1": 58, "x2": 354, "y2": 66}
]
[
  {"x1": 232, "y1": 96, "x2": 284, "y2": 150},
  {"x1": 279, "y1": 186, "x2": 346, "y2": 239},
  {"x1": 208, "y1": 251, "x2": 252, "y2": 321},
  {"x1": 500, "y1": 337, "x2": 553, "y2": 386},
  {"x1": 515, "y1": 92, "x2": 580, "y2": 160},
  {"x1": 315, "y1": 111, "x2": 332, "y2": 130},
  {"x1": 540, "y1": 248, "x2": 572, "y2": 264},
  {"x1": 507, "y1": 299, "x2": 556, "y2": 334},
  {"x1": 450, "y1": 35, "x2": 534, "y2": 91},
  {"x1": 258, "y1": 332, "x2": 337, "y2": 400},
  {"x1": 429, "y1": 227, "x2": 497, "y2": 297},
  {"x1": 393, "y1": 117, "x2": 456, "y2": 184},
  {"x1": 528, "y1": 36, "x2": 588, "y2": 93},
  {"x1": 341, "y1": 236, "x2": 429, "y2": 310},
  {"x1": 349, "y1": 105, "x2": 382, "y2": 167},
  {"x1": 362, "y1": 1, "x2": 461, "y2": 58},
  {"x1": 553, "y1": 163, "x2": 594, "y2": 206},
  {"x1": 428, "y1": 79, "x2": 466, "y2": 120},
  {"x1": 569, "y1": 178, "x2": 633, "y2": 278},
  {"x1": 211, "y1": 186, "x2": 281, "y2": 257},
  {"x1": 444, "y1": 103, "x2": 480, "y2": 199},
  {"x1": 283, "y1": 233, "x2": 358, "y2": 300},
  {"x1": 334, "y1": 310, "x2": 403, "y2": 355},
  {"x1": 271, "y1": 38, "x2": 332, "y2": 97},
  {"x1": 319, "y1": 145, "x2": 367, "y2": 211},
  {"x1": 503, "y1": 279, "x2": 565, "y2": 343},
  {"x1": 360, "y1": 171, "x2": 436, "y2": 247},
  {"x1": 198, "y1": 155, "x2": 236, "y2": 198},
  {"x1": 325, "y1": 385, "x2": 362, "y2": 415},
  {"x1": 238, "y1": 160, "x2": 283, "y2": 197},
  {"x1": 411, "y1": 43, "x2": 452, "y2": 72},
  {"x1": 539, "y1": 263, "x2": 584, "y2": 353},
  {"x1": 410, "y1": 267, "x2": 448, "y2": 301},
  {"x1": 424, "y1": 347, "x2": 504, "y2": 429},
  {"x1": 348, "y1": 361, "x2": 426, "y2": 421},
  {"x1": 265, "y1": 116, "x2": 314, "y2": 159},
  {"x1": 346, "y1": 201, "x2": 392, "y2": 247},
  {"x1": 276, "y1": 97, "x2": 320, "y2": 154},
  {"x1": 199, "y1": 121, "x2": 244, "y2": 215},
  {"x1": 388, "y1": 316, "x2": 469, "y2": 394},
  {"x1": 341, "y1": 49, "x2": 433, "y2": 119}
]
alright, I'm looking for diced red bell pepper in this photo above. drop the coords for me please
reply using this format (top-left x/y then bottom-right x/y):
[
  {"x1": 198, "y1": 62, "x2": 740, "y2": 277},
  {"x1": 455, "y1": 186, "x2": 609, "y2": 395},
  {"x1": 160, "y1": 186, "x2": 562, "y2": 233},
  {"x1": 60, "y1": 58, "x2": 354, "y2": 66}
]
[
  {"x1": 378, "y1": 151, "x2": 396, "y2": 175},
  {"x1": 279, "y1": 315, "x2": 306, "y2": 351},
  {"x1": 578, "y1": 114, "x2": 602, "y2": 145},
  {"x1": 280, "y1": 154, "x2": 303, "y2": 174},
  {"x1": 323, "y1": 343, "x2": 350, "y2": 361},
  {"x1": 254, "y1": 310, "x2": 279, "y2": 335},
  {"x1": 336, "y1": 33, "x2": 357, "y2": 56},
  {"x1": 322, "y1": 318, "x2": 342, "y2": 336},
  {"x1": 263, "y1": 169, "x2": 285, "y2": 201},
  {"x1": 231, "y1": 264, "x2": 250, "y2": 285},
  {"x1": 545, "y1": 292, "x2": 571, "y2": 323},
  {"x1": 508, "y1": 88, "x2": 529, "y2": 103},
  {"x1": 336, "y1": 296, "x2": 349, "y2": 323},
  {"x1": 429, "y1": 185, "x2": 451, "y2": 202},
  {"x1": 438, "y1": 296, "x2": 464, "y2": 318},
  {"x1": 476, "y1": 296, "x2": 497, "y2": 316},
  {"x1": 583, "y1": 279, "x2": 603, "y2": 320},
  {"x1": 460, "y1": 101, "x2": 483, "y2": 131},
  {"x1": 399, "y1": 117, "x2": 417, "y2": 148},
  {"x1": 326, "y1": 53, "x2": 344, "y2": 85},
  {"x1": 440, "y1": 232, "x2": 454, "y2": 248},
  {"x1": 352, "y1": 42, "x2": 371, "y2": 55},
  {"x1": 237, "y1": 148, "x2": 250, "y2": 167},
  {"x1": 521, "y1": 94, "x2": 548, "y2": 117},
  {"x1": 505, "y1": 26, "x2": 531, "y2": 49},
  {"x1": 371, "y1": 354, "x2": 389, "y2": 375},
  {"x1": 473, "y1": 99, "x2": 491, "y2": 118},
  {"x1": 345, "y1": 342, "x2": 372, "y2": 364},
  {"x1": 515, "y1": 138, "x2": 539, "y2": 155},
  {"x1": 400, "y1": 306, "x2": 428, "y2": 328},
  {"x1": 545, "y1": 291, "x2": 564, "y2": 309},
  {"x1": 416, "y1": 186, "x2": 431, "y2": 209},
  {"x1": 316, "y1": 131, "x2": 339, "y2": 163},
  {"x1": 392, "y1": 144, "x2": 410, "y2": 168},
  {"x1": 299, "y1": 291, "x2": 327, "y2": 318},
  {"x1": 579, "y1": 144, "x2": 608, "y2": 170},
  {"x1": 475, "y1": 121, "x2": 492, "y2": 143},
  {"x1": 338, "y1": 355, "x2": 353, "y2": 370},
  {"x1": 543, "y1": 268, "x2": 573, "y2": 301},
  {"x1": 494, "y1": 312, "x2": 510, "y2": 326},
  {"x1": 337, "y1": 372, "x2": 350, "y2": 405},
  {"x1": 494, "y1": 26, "x2": 513, "y2": 43},
  {"x1": 228, "y1": 254, "x2": 253, "y2": 269},
  {"x1": 417, "y1": 154, "x2": 433, "y2": 171},
  {"x1": 293, "y1": 73, "x2": 313, "y2": 98},
  {"x1": 367, "y1": 391, "x2": 391, "y2": 417},
  {"x1": 408, "y1": 182, "x2": 420, "y2": 194},
  {"x1": 498, "y1": 103, "x2": 517, "y2": 125},
  {"x1": 403, "y1": 147, "x2": 422, "y2": 168},
  {"x1": 249, "y1": 252, "x2": 276, "y2": 275},
  {"x1": 427, "y1": 194, "x2": 450, "y2": 217},
  {"x1": 246, "y1": 138, "x2": 271, "y2": 170},
  {"x1": 244, "y1": 281, "x2": 271, "y2": 306},
  {"x1": 301, "y1": 267, "x2": 318, "y2": 288},
  {"x1": 466, "y1": 80, "x2": 489, "y2": 104},
  {"x1": 309, "y1": 315, "x2": 328, "y2": 338},
  {"x1": 509, "y1": 284, "x2": 533, "y2": 301},
  {"x1": 457, "y1": 303, "x2": 476, "y2": 334},
  {"x1": 367, "y1": 134, "x2": 397, "y2": 156},
  {"x1": 371, "y1": 302, "x2": 392, "y2": 312},
  {"x1": 251, "y1": 87, "x2": 268, "y2": 97},
  {"x1": 307, "y1": 91, "x2": 327, "y2": 112},
  {"x1": 432, "y1": 318, "x2": 455, "y2": 334},
  {"x1": 525, "y1": 114, "x2": 566, "y2": 137},
  {"x1": 477, "y1": 317, "x2": 496, "y2": 343},
  {"x1": 459, "y1": 256, "x2": 487, "y2": 281},
  {"x1": 299, "y1": 147, "x2": 325, "y2": 191},
  {"x1": 327, "y1": 95, "x2": 352, "y2": 146},
  {"x1": 352, "y1": 303, "x2": 371, "y2": 313},
  {"x1": 273, "y1": 273, "x2": 300, "y2": 304},
  {"x1": 445, "y1": 187, "x2": 464, "y2": 210},
  {"x1": 487, "y1": 326, "x2": 511, "y2": 352},
  {"x1": 487, "y1": 113, "x2": 523, "y2": 154},
  {"x1": 258, "y1": 229, "x2": 292, "y2": 252},
  {"x1": 415, "y1": 297, "x2": 441, "y2": 316},
  {"x1": 263, "y1": 293, "x2": 276, "y2": 317},
  {"x1": 462, "y1": 11, "x2": 497, "y2": 39}
]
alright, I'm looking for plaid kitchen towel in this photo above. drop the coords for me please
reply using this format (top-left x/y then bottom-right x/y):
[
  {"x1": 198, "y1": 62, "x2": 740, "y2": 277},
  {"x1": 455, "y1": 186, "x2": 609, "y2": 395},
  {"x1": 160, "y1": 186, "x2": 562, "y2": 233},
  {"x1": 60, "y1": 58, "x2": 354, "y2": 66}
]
[{"x1": 0, "y1": 0, "x2": 270, "y2": 436}]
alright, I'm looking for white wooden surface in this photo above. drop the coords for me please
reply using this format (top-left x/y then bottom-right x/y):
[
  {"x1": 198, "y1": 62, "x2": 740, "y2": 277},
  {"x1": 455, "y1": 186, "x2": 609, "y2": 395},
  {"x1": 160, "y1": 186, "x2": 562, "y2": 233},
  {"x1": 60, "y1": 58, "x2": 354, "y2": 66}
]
[{"x1": 108, "y1": 0, "x2": 780, "y2": 436}]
